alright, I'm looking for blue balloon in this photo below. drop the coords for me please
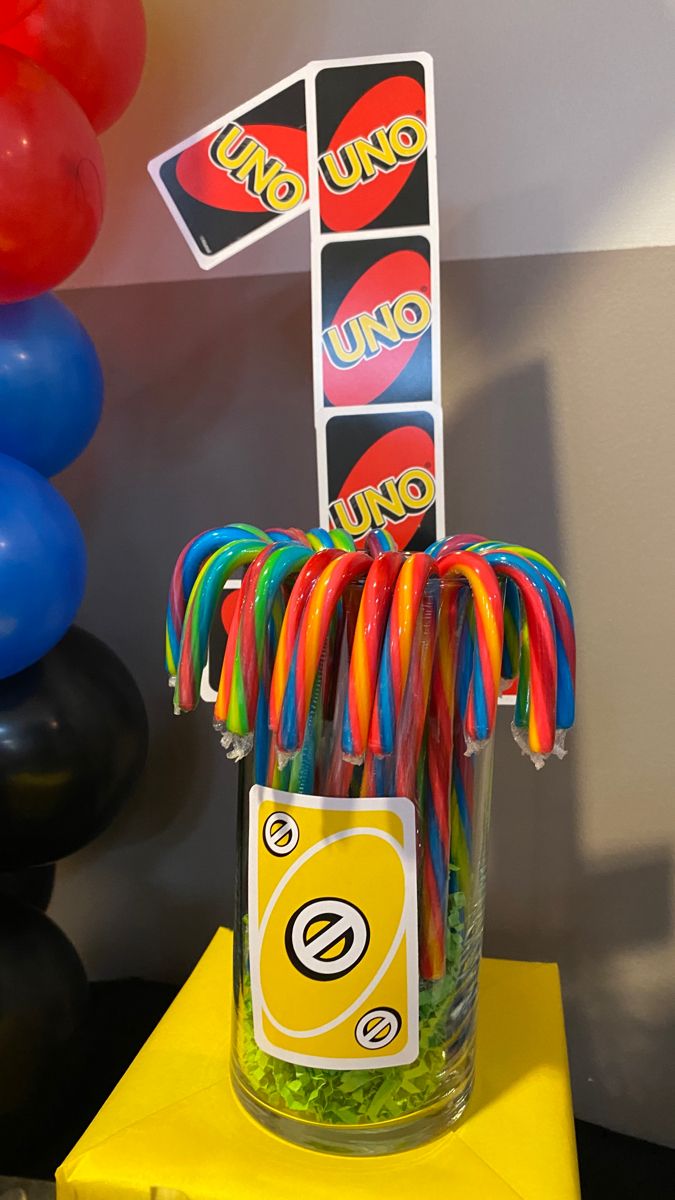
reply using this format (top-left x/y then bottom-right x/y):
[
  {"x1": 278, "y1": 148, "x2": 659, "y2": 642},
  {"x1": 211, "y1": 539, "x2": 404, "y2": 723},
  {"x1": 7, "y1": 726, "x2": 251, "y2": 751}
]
[
  {"x1": 0, "y1": 293, "x2": 103, "y2": 477},
  {"x1": 0, "y1": 454, "x2": 86, "y2": 678}
]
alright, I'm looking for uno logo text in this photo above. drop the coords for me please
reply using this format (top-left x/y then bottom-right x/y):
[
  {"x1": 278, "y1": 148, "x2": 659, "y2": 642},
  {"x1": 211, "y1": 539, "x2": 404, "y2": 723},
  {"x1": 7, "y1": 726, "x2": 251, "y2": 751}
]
[
  {"x1": 330, "y1": 466, "x2": 436, "y2": 540},
  {"x1": 319, "y1": 115, "x2": 427, "y2": 193},
  {"x1": 209, "y1": 122, "x2": 306, "y2": 213},
  {"x1": 323, "y1": 289, "x2": 431, "y2": 370}
]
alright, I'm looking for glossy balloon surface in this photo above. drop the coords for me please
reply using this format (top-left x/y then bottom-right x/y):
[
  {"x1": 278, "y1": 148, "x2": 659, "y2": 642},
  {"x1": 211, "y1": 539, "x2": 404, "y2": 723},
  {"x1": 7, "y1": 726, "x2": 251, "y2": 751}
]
[
  {"x1": 0, "y1": 47, "x2": 105, "y2": 303},
  {"x1": 1, "y1": 0, "x2": 146, "y2": 132},
  {"x1": 0, "y1": 294, "x2": 103, "y2": 476},
  {"x1": 0, "y1": 894, "x2": 87, "y2": 1114},
  {"x1": 0, "y1": 1, "x2": 38, "y2": 34},
  {"x1": 0, "y1": 627, "x2": 148, "y2": 867},
  {"x1": 0, "y1": 454, "x2": 86, "y2": 678}
]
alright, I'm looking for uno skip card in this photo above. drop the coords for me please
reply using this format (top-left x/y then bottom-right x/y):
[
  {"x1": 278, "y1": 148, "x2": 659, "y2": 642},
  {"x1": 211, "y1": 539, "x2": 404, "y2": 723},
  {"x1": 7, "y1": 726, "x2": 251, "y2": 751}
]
[
  {"x1": 148, "y1": 71, "x2": 309, "y2": 269},
  {"x1": 316, "y1": 405, "x2": 444, "y2": 551},
  {"x1": 317, "y1": 234, "x2": 438, "y2": 408},
  {"x1": 307, "y1": 54, "x2": 436, "y2": 235},
  {"x1": 248, "y1": 786, "x2": 419, "y2": 1069}
]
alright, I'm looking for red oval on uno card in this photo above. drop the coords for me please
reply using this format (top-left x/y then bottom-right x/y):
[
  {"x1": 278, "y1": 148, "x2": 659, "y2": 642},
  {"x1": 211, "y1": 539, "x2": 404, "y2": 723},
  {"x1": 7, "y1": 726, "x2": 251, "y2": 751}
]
[
  {"x1": 176, "y1": 123, "x2": 308, "y2": 214},
  {"x1": 335, "y1": 425, "x2": 435, "y2": 550},
  {"x1": 220, "y1": 589, "x2": 239, "y2": 635},
  {"x1": 319, "y1": 76, "x2": 426, "y2": 231},
  {"x1": 323, "y1": 248, "x2": 430, "y2": 407}
]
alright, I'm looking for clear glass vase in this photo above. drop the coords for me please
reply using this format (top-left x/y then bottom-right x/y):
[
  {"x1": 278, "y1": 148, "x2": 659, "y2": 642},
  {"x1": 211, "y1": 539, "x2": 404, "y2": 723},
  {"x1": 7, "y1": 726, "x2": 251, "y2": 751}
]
[{"x1": 230, "y1": 578, "x2": 495, "y2": 1155}]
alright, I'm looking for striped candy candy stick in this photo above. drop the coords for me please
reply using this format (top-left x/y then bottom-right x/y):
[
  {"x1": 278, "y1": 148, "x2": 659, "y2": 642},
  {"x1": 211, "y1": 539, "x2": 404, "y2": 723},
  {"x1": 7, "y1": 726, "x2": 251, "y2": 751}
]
[
  {"x1": 394, "y1": 585, "x2": 438, "y2": 801},
  {"x1": 342, "y1": 551, "x2": 404, "y2": 763},
  {"x1": 275, "y1": 553, "x2": 371, "y2": 759},
  {"x1": 268, "y1": 547, "x2": 344, "y2": 736},
  {"x1": 166, "y1": 524, "x2": 269, "y2": 678},
  {"x1": 364, "y1": 529, "x2": 397, "y2": 556},
  {"x1": 478, "y1": 551, "x2": 558, "y2": 761},
  {"x1": 214, "y1": 544, "x2": 276, "y2": 746},
  {"x1": 420, "y1": 579, "x2": 462, "y2": 980},
  {"x1": 484, "y1": 544, "x2": 575, "y2": 739},
  {"x1": 436, "y1": 551, "x2": 504, "y2": 750},
  {"x1": 173, "y1": 539, "x2": 263, "y2": 713},
  {"x1": 219, "y1": 543, "x2": 312, "y2": 754},
  {"x1": 368, "y1": 554, "x2": 439, "y2": 759}
]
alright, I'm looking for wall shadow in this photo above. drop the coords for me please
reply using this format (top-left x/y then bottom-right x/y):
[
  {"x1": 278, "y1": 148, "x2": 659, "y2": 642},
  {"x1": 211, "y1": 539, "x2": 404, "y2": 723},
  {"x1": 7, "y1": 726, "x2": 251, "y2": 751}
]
[
  {"x1": 444, "y1": 357, "x2": 673, "y2": 1145},
  {"x1": 52, "y1": 274, "x2": 315, "y2": 977}
]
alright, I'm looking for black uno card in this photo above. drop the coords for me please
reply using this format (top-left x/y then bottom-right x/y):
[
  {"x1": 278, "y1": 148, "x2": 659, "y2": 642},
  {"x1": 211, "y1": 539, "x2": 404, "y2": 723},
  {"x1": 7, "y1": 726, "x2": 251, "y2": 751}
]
[
  {"x1": 318, "y1": 407, "x2": 443, "y2": 551},
  {"x1": 313, "y1": 56, "x2": 433, "y2": 234},
  {"x1": 149, "y1": 74, "x2": 308, "y2": 268},
  {"x1": 320, "y1": 235, "x2": 432, "y2": 408}
]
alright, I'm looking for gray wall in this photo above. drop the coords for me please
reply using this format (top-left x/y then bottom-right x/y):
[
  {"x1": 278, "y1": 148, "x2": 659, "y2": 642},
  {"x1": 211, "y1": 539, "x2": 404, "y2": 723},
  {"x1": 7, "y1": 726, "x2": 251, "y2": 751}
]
[
  {"x1": 52, "y1": 246, "x2": 675, "y2": 1148},
  {"x1": 67, "y1": 0, "x2": 675, "y2": 289}
]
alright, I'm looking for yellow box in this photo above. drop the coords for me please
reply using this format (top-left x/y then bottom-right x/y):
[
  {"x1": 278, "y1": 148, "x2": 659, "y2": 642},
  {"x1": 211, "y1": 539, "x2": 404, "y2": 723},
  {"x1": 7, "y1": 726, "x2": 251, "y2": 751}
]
[{"x1": 57, "y1": 929, "x2": 580, "y2": 1199}]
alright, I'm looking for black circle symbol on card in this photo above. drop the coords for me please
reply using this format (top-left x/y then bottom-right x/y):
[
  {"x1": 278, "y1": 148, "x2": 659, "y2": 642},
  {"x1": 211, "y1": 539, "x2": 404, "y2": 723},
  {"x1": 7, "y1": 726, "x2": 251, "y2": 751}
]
[
  {"x1": 355, "y1": 1008, "x2": 402, "y2": 1051},
  {"x1": 263, "y1": 812, "x2": 299, "y2": 857},
  {"x1": 285, "y1": 897, "x2": 370, "y2": 981}
]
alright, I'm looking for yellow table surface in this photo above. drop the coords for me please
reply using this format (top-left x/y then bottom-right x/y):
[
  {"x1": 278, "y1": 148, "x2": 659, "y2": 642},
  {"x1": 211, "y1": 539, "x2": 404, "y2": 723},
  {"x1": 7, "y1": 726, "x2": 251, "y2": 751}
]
[{"x1": 56, "y1": 928, "x2": 580, "y2": 1200}]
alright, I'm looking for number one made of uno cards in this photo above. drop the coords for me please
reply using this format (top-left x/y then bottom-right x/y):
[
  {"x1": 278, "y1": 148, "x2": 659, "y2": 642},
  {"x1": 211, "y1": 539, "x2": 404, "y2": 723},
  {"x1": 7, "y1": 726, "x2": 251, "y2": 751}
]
[{"x1": 148, "y1": 54, "x2": 444, "y2": 553}]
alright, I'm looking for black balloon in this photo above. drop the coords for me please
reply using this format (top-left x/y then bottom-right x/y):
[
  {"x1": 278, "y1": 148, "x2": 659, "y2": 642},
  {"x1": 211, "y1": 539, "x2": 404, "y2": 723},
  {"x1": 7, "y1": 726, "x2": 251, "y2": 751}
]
[
  {"x1": 0, "y1": 894, "x2": 87, "y2": 1114},
  {"x1": 0, "y1": 862, "x2": 55, "y2": 909},
  {"x1": 0, "y1": 626, "x2": 148, "y2": 868}
]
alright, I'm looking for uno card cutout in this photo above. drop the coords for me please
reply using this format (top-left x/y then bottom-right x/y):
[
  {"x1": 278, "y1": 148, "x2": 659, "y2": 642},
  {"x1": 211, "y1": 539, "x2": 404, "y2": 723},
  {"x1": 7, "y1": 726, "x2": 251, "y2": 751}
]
[
  {"x1": 148, "y1": 71, "x2": 309, "y2": 269},
  {"x1": 307, "y1": 54, "x2": 435, "y2": 234},
  {"x1": 316, "y1": 404, "x2": 444, "y2": 552},
  {"x1": 149, "y1": 53, "x2": 447, "y2": 568},
  {"x1": 318, "y1": 234, "x2": 435, "y2": 408},
  {"x1": 248, "y1": 786, "x2": 419, "y2": 1069}
]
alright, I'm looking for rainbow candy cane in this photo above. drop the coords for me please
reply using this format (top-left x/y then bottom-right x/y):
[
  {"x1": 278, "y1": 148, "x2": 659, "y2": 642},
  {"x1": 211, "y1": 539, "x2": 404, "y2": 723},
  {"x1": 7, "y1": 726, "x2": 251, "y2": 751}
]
[
  {"x1": 166, "y1": 524, "x2": 270, "y2": 677},
  {"x1": 430, "y1": 535, "x2": 525, "y2": 689},
  {"x1": 368, "y1": 554, "x2": 439, "y2": 759},
  {"x1": 173, "y1": 539, "x2": 265, "y2": 713},
  {"x1": 342, "y1": 551, "x2": 404, "y2": 764},
  {"x1": 420, "y1": 579, "x2": 462, "y2": 980},
  {"x1": 269, "y1": 547, "x2": 344, "y2": 734},
  {"x1": 478, "y1": 551, "x2": 558, "y2": 762},
  {"x1": 419, "y1": 554, "x2": 502, "y2": 980},
  {"x1": 436, "y1": 551, "x2": 504, "y2": 750},
  {"x1": 217, "y1": 542, "x2": 312, "y2": 756},
  {"x1": 478, "y1": 544, "x2": 575, "y2": 743},
  {"x1": 275, "y1": 552, "x2": 371, "y2": 760}
]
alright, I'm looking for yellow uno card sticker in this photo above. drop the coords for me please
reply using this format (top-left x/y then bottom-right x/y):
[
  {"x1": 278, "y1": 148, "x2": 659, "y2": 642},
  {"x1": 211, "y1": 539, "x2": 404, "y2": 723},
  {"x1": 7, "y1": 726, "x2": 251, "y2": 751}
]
[{"x1": 248, "y1": 785, "x2": 419, "y2": 1069}]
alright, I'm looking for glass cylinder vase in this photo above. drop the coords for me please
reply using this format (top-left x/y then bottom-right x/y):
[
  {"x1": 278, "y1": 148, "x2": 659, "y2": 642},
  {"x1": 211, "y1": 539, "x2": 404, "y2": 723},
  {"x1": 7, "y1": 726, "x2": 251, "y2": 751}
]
[{"x1": 230, "y1": 577, "x2": 495, "y2": 1155}]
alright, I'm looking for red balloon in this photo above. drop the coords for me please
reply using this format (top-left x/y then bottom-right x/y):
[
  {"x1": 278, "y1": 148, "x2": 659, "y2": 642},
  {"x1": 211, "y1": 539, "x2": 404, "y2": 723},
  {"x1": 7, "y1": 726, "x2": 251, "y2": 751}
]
[
  {"x1": 1, "y1": 0, "x2": 146, "y2": 133},
  {"x1": 0, "y1": 48, "x2": 105, "y2": 303},
  {"x1": 0, "y1": 2, "x2": 38, "y2": 34}
]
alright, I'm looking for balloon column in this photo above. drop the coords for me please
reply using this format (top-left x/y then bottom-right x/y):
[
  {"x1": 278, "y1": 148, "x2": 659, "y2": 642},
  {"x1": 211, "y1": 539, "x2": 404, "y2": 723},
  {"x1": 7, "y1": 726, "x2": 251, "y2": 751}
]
[{"x1": 0, "y1": 0, "x2": 148, "y2": 1130}]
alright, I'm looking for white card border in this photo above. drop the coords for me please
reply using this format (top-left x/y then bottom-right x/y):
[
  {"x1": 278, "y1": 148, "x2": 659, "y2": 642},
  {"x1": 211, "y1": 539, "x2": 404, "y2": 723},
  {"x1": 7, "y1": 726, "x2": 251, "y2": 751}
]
[
  {"x1": 147, "y1": 68, "x2": 310, "y2": 271},
  {"x1": 312, "y1": 226, "x2": 441, "y2": 413},
  {"x1": 248, "y1": 785, "x2": 419, "y2": 1070},
  {"x1": 315, "y1": 401, "x2": 445, "y2": 545},
  {"x1": 305, "y1": 53, "x2": 440, "y2": 418},
  {"x1": 305, "y1": 51, "x2": 437, "y2": 246}
]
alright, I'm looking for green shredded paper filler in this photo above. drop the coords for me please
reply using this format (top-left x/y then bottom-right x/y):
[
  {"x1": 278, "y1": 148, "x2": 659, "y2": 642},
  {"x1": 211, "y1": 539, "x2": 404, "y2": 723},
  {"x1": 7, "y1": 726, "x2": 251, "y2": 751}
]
[{"x1": 237, "y1": 893, "x2": 468, "y2": 1126}]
